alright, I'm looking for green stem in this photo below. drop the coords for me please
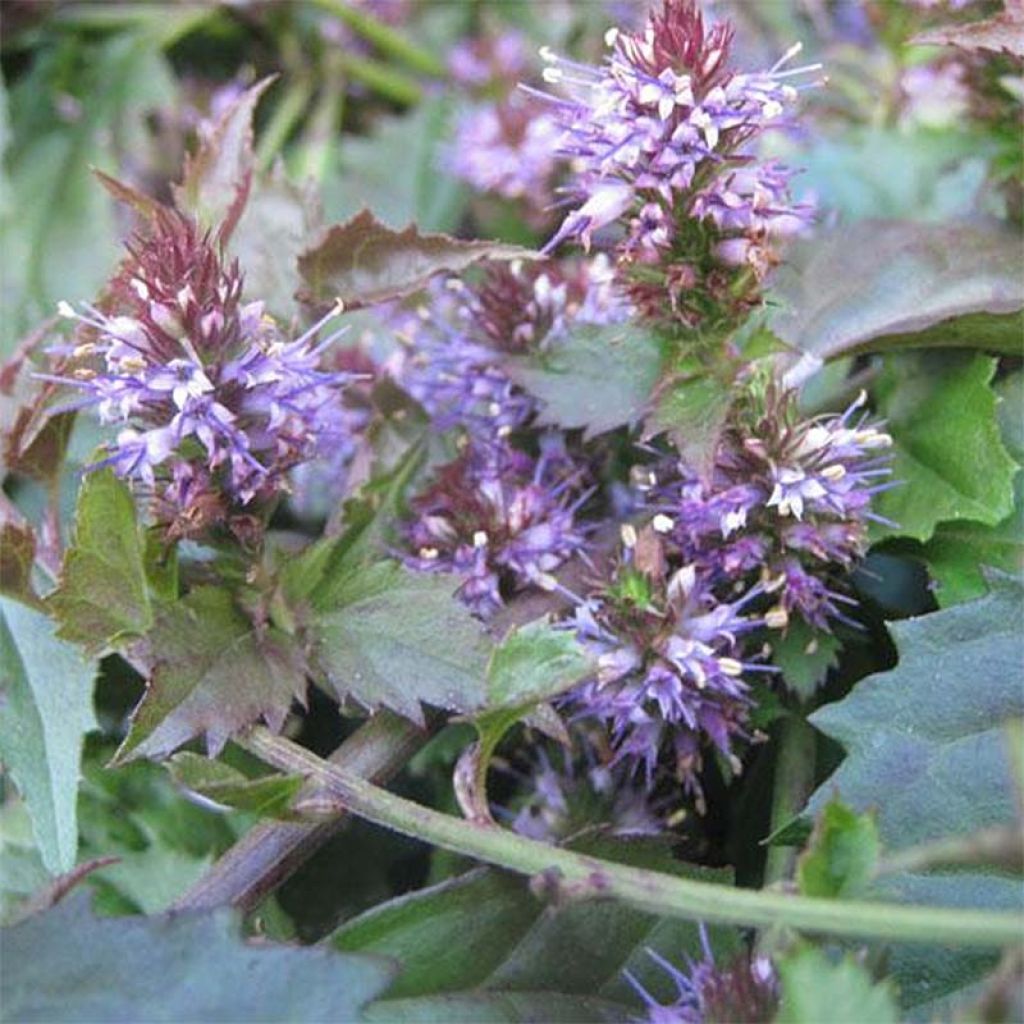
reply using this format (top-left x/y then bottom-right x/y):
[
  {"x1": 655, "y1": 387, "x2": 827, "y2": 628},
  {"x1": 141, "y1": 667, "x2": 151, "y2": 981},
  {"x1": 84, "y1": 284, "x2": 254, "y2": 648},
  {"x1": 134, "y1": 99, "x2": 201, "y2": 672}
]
[
  {"x1": 243, "y1": 727, "x2": 1022, "y2": 949},
  {"x1": 308, "y1": 0, "x2": 445, "y2": 78},
  {"x1": 173, "y1": 712, "x2": 425, "y2": 913},
  {"x1": 763, "y1": 712, "x2": 817, "y2": 886},
  {"x1": 335, "y1": 53, "x2": 421, "y2": 106},
  {"x1": 296, "y1": 55, "x2": 346, "y2": 185}
]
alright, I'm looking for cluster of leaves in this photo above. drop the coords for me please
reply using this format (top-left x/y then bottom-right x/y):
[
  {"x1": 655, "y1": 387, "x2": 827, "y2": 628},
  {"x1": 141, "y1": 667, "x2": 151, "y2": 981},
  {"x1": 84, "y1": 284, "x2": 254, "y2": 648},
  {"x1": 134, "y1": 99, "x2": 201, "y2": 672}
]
[{"x1": 1, "y1": 2, "x2": 1022, "y2": 1023}]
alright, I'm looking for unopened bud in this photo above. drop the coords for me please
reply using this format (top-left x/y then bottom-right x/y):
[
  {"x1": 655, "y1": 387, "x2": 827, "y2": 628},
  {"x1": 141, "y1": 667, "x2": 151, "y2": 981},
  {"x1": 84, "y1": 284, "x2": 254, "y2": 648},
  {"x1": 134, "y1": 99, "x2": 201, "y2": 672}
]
[{"x1": 765, "y1": 606, "x2": 789, "y2": 629}]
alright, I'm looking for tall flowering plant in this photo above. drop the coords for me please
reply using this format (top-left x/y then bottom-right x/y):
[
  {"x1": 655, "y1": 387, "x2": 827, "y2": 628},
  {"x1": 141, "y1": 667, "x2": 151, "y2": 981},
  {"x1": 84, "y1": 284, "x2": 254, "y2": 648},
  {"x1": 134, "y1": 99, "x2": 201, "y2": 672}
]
[{"x1": 2, "y1": 0, "x2": 1019, "y2": 1017}]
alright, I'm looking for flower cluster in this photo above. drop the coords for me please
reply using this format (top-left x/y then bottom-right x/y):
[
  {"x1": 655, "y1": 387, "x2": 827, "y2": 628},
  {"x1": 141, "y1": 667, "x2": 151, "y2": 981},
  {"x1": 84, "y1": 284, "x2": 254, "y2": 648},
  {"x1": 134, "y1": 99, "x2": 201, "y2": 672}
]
[
  {"x1": 563, "y1": 391, "x2": 891, "y2": 795},
  {"x1": 53, "y1": 211, "x2": 354, "y2": 540},
  {"x1": 643, "y1": 391, "x2": 893, "y2": 633},
  {"x1": 569, "y1": 552, "x2": 769, "y2": 799},
  {"x1": 393, "y1": 258, "x2": 631, "y2": 614},
  {"x1": 401, "y1": 442, "x2": 587, "y2": 617},
  {"x1": 626, "y1": 927, "x2": 778, "y2": 1023},
  {"x1": 446, "y1": 29, "x2": 563, "y2": 214},
  {"x1": 500, "y1": 728, "x2": 666, "y2": 842},
  {"x1": 534, "y1": 0, "x2": 818, "y2": 322},
  {"x1": 388, "y1": 257, "x2": 629, "y2": 449}
]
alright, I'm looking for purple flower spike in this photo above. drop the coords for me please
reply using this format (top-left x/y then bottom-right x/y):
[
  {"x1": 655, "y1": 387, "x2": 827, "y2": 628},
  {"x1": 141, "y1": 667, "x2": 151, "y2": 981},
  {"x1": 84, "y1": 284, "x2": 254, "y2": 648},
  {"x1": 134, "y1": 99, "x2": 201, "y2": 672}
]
[
  {"x1": 53, "y1": 212, "x2": 356, "y2": 540},
  {"x1": 401, "y1": 442, "x2": 588, "y2": 617}
]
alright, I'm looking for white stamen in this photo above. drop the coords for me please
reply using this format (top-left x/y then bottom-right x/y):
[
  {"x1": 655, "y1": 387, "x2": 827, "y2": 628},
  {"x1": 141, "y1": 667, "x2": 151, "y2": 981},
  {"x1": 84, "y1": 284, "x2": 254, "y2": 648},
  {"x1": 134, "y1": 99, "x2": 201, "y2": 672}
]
[{"x1": 652, "y1": 513, "x2": 674, "y2": 534}]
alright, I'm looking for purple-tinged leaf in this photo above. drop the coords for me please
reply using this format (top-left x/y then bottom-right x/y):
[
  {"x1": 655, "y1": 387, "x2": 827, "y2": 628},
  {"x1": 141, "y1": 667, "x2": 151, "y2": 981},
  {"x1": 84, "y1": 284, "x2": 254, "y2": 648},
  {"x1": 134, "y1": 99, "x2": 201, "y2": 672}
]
[
  {"x1": 912, "y1": 1, "x2": 1024, "y2": 56},
  {"x1": 172, "y1": 77, "x2": 275, "y2": 244},
  {"x1": 771, "y1": 221, "x2": 1023, "y2": 380},
  {"x1": 297, "y1": 209, "x2": 536, "y2": 309},
  {"x1": 47, "y1": 470, "x2": 153, "y2": 654},
  {"x1": 116, "y1": 587, "x2": 308, "y2": 762}
]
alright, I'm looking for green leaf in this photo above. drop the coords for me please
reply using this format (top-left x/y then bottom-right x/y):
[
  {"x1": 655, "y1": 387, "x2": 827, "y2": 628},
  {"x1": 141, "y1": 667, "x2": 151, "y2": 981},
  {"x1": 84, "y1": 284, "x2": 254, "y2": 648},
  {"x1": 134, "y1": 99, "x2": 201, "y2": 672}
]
[
  {"x1": 167, "y1": 752, "x2": 305, "y2": 819},
  {"x1": 797, "y1": 797, "x2": 880, "y2": 899},
  {"x1": 297, "y1": 209, "x2": 535, "y2": 310},
  {"x1": 361, "y1": 992, "x2": 627, "y2": 1023},
  {"x1": 172, "y1": 77, "x2": 274, "y2": 242},
  {"x1": 771, "y1": 619, "x2": 841, "y2": 699},
  {"x1": 308, "y1": 561, "x2": 493, "y2": 725},
  {"x1": 771, "y1": 221, "x2": 1023, "y2": 374},
  {"x1": 804, "y1": 575, "x2": 1024, "y2": 1007},
  {"x1": 773, "y1": 126, "x2": 991, "y2": 226},
  {"x1": 117, "y1": 587, "x2": 308, "y2": 761},
  {"x1": 77, "y1": 753, "x2": 236, "y2": 915},
  {"x1": 0, "y1": 893, "x2": 395, "y2": 1023},
  {"x1": 482, "y1": 621, "x2": 595, "y2": 716},
  {"x1": 505, "y1": 323, "x2": 664, "y2": 438},
  {"x1": 0, "y1": 598, "x2": 97, "y2": 874},
  {"x1": 919, "y1": 373, "x2": 1024, "y2": 605},
  {"x1": 322, "y1": 97, "x2": 468, "y2": 234},
  {"x1": 456, "y1": 622, "x2": 595, "y2": 822},
  {"x1": 648, "y1": 374, "x2": 734, "y2": 478},
  {"x1": 334, "y1": 840, "x2": 736, "y2": 1021},
  {"x1": 46, "y1": 470, "x2": 152, "y2": 653},
  {"x1": 807, "y1": 575, "x2": 1023, "y2": 850},
  {"x1": 776, "y1": 946, "x2": 898, "y2": 1024},
  {"x1": 2, "y1": 34, "x2": 176, "y2": 355},
  {"x1": 282, "y1": 438, "x2": 428, "y2": 603},
  {"x1": 873, "y1": 352, "x2": 1018, "y2": 543}
]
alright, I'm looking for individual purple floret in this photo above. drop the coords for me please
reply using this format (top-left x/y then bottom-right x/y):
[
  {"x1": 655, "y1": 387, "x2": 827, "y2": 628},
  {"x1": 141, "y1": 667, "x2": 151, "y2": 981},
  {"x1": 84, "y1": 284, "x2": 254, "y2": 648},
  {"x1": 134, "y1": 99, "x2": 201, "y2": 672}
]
[
  {"x1": 625, "y1": 926, "x2": 778, "y2": 1023},
  {"x1": 401, "y1": 442, "x2": 589, "y2": 617},
  {"x1": 52, "y1": 211, "x2": 355, "y2": 540}
]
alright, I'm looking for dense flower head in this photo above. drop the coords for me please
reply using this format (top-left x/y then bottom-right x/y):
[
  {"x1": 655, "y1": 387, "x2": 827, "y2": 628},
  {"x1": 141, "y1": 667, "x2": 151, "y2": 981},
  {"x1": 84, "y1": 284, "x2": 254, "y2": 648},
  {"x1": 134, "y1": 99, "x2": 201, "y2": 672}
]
[
  {"x1": 388, "y1": 258, "x2": 629, "y2": 447},
  {"x1": 534, "y1": 0, "x2": 818, "y2": 322},
  {"x1": 642, "y1": 391, "x2": 893, "y2": 632},
  {"x1": 53, "y1": 211, "x2": 354, "y2": 540},
  {"x1": 446, "y1": 98, "x2": 564, "y2": 205},
  {"x1": 401, "y1": 440, "x2": 589, "y2": 617},
  {"x1": 569, "y1": 550, "x2": 770, "y2": 797},
  {"x1": 501, "y1": 728, "x2": 667, "y2": 842},
  {"x1": 626, "y1": 928, "x2": 778, "y2": 1023},
  {"x1": 446, "y1": 28, "x2": 562, "y2": 211}
]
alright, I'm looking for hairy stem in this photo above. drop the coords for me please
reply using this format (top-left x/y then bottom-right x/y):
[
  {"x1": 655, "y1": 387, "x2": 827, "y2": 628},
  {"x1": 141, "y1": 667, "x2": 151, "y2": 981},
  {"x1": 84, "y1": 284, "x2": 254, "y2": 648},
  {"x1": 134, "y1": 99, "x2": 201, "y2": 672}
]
[
  {"x1": 763, "y1": 712, "x2": 817, "y2": 886},
  {"x1": 172, "y1": 712, "x2": 425, "y2": 913},
  {"x1": 242, "y1": 727, "x2": 1022, "y2": 949}
]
